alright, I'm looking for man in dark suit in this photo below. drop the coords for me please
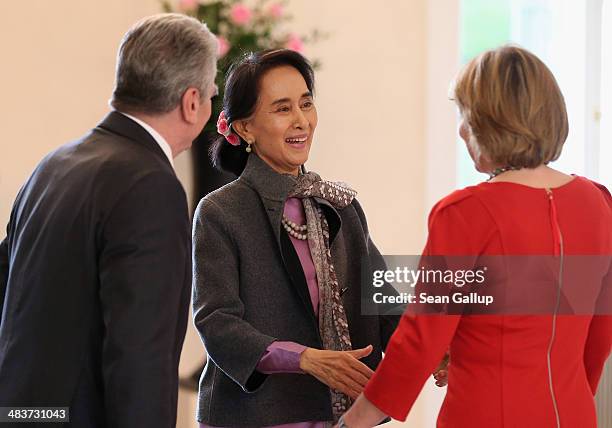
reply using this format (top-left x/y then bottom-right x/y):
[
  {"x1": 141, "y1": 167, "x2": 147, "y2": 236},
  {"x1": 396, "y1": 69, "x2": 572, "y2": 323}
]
[{"x1": 0, "y1": 13, "x2": 217, "y2": 427}]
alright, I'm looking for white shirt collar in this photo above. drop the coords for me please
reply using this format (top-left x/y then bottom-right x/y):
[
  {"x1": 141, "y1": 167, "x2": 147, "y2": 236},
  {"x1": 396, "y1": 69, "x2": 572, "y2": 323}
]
[{"x1": 119, "y1": 111, "x2": 174, "y2": 168}]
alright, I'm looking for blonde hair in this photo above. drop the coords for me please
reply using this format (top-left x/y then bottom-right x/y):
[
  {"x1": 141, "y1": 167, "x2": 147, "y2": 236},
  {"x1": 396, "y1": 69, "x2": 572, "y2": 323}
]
[{"x1": 453, "y1": 45, "x2": 569, "y2": 168}]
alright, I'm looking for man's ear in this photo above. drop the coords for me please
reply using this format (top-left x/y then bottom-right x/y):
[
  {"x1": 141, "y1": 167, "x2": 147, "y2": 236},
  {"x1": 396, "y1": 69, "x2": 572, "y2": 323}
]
[
  {"x1": 181, "y1": 87, "x2": 200, "y2": 124},
  {"x1": 232, "y1": 119, "x2": 253, "y2": 143}
]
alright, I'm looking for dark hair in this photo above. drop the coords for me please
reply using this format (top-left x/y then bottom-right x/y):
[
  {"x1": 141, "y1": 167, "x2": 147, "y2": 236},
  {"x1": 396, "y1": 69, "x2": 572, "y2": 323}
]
[{"x1": 210, "y1": 49, "x2": 315, "y2": 176}]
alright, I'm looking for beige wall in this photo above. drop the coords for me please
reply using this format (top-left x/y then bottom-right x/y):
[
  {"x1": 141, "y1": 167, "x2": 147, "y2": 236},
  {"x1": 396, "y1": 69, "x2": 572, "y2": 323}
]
[
  {"x1": 0, "y1": 0, "x2": 431, "y2": 254},
  {"x1": 288, "y1": 0, "x2": 429, "y2": 255},
  {"x1": 0, "y1": 1, "x2": 460, "y2": 427}
]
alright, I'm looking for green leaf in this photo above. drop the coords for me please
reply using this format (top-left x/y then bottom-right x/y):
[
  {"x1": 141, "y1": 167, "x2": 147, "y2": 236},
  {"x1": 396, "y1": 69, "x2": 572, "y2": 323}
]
[{"x1": 197, "y1": 1, "x2": 224, "y2": 34}]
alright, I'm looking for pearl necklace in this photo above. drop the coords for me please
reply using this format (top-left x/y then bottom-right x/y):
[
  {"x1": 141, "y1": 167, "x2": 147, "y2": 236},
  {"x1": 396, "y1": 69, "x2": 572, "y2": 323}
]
[
  {"x1": 488, "y1": 166, "x2": 522, "y2": 180},
  {"x1": 282, "y1": 215, "x2": 308, "y2": 240}
]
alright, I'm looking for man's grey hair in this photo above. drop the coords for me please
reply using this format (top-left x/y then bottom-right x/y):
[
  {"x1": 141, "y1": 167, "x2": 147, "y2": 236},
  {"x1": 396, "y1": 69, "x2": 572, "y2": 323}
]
[{"x1": 110, "y1": 13, "x2": 218, "y2": 114}]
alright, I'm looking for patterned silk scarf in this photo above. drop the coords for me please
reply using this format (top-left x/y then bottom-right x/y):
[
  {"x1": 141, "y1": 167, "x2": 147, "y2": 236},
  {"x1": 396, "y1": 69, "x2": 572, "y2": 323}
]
[{"x1": 287, "y1": 171, "x2": 357, "y2": 423}]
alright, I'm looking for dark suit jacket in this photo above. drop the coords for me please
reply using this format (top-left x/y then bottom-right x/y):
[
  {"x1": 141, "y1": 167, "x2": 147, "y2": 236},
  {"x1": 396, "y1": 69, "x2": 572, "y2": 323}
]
[
  {"x1": 0, "y1": 111, "x2": 191, "y2": 427},
  {"x1": 192, "y1": 154, "x2": 399, "y2": 426}
]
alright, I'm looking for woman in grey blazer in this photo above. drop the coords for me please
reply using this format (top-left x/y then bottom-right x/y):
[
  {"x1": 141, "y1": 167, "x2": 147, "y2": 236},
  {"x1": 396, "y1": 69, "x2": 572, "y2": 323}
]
[{"x1": 192, "y1": 49, "x2": 399, "y2": 427}]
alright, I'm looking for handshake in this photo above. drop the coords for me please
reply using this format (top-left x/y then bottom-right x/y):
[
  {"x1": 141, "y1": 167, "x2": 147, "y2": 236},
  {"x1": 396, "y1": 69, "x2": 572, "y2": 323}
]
[{"x1": 299, "y1": 346, "x2": 450, "y2": 400}]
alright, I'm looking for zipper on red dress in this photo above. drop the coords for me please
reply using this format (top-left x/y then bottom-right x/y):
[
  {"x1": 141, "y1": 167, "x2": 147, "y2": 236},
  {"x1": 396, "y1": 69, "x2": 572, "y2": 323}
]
[
  {"x1": 545, "y1": 188, "x2": 564, "y2": 428},
  {"x1": 547, "y1": 189, "x2": 562, "y2": 256}
]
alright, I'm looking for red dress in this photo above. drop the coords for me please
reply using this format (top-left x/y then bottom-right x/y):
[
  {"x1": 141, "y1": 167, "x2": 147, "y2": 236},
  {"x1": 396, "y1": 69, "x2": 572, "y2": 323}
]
[{"x1": 363, "y1": 176, "x2": 612, "y2": 427}]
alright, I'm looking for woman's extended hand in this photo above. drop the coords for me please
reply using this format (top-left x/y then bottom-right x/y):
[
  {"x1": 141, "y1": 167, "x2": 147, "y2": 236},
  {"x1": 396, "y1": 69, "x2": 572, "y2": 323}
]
[
  {"x1": 335, "y1": 393, "x2": 389, "y2": 428},
  {"x1": 433, "y1": 352, "x2": 450, "y2": 387},
  {"x1": 299, "y1": 345, "x2": 374, "y2": 399}
]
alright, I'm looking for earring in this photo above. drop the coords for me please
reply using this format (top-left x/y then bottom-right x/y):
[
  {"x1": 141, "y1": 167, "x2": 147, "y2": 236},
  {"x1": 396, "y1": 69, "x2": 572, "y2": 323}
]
[{"x1": 246, "y1": 140, "x2": 253, "y2": 153}]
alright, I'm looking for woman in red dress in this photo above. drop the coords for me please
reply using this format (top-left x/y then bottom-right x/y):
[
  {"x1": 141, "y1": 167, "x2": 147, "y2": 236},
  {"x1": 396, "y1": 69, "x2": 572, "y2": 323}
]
[{"x1": 337, "y1": 45, "x2": 612, "y2": 427}]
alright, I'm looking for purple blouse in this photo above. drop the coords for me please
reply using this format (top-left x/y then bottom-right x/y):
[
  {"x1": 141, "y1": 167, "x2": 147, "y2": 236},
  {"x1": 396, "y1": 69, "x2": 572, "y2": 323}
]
[{"x1": 200, "y1": 198, "x2": 326, "y2": 428}]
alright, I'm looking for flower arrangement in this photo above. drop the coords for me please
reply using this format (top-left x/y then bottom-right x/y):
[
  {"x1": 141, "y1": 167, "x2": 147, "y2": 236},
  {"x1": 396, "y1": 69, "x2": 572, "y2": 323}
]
[{"x1": 161, "y1": 0, "x2": 324, "y2": 137}]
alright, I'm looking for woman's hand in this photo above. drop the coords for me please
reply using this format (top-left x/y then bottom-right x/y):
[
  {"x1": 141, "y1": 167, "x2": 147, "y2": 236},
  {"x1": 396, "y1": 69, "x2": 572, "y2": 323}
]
[
  {"x1": 335, "y1": 393, "x2": 388, "y2": 427},
  {"x1": 299, "y1": 345, "x2": 374, "y2": 399},
  {"x1": 433, "y1": 352, "x2": 450, "y2": 387}
]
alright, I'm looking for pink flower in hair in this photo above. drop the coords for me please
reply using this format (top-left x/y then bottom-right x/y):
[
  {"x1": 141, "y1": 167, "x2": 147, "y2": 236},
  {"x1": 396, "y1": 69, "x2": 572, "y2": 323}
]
[
  {"x1": 216, "y1": 35, "x2": 230, "y2": 58},
  {"x1": 217, "y1": 111, "x2": 230, "y2": 135},
  {"x1": 286, "y1": 33, "x2": 304, "y2": 53},
  {"x1": 226, "y1": 133, "x2": 240, "y2": 146},
  {"x1": 217, "y1": 111, "x2": 241, "y2": 146},
  {"x1": 268, "y1": 3, "x2": 284, "y2": 19},
  {"x1": 230, "y1": 4, "x2": 252, "y2": 25}
]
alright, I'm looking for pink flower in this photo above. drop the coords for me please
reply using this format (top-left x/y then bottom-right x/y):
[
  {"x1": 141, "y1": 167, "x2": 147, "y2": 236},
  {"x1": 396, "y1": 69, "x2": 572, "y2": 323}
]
[
  {"x1": 178, "y1": 0, "x2": 199, "y2": 12},
  {"x1": 217, "y1": 111, "x2": 230, "y2": 135},
  {"x1": 217, "y1": 111, "x2": 241, "y2": 146},
  {"x1": 230, "y1": 4, "x2": 252, "y2": 25},
  {"x1": 226, "y1": 133, "x2": 240, "y2": 146},
  {"x1": 216, "y1": 35, "x2": 230, "y2": 58},
  {"x1": 268, "y1": 3, "x2": 284, "y2": 19},
  {"x1": 286, "y1": 33, "x2": 304, "y2": 53}
]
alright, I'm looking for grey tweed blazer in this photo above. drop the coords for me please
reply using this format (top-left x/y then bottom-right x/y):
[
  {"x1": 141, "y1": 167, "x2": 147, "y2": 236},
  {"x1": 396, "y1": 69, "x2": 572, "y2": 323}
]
[{"x1": 192, "y1": 154, "x2": 399, "y2": 426}]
